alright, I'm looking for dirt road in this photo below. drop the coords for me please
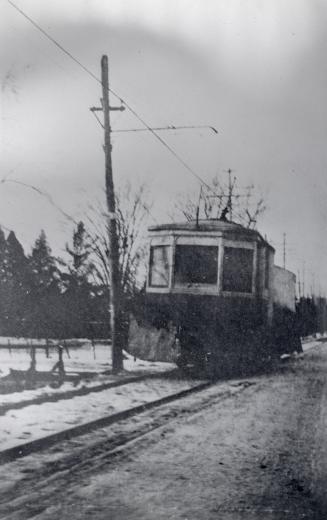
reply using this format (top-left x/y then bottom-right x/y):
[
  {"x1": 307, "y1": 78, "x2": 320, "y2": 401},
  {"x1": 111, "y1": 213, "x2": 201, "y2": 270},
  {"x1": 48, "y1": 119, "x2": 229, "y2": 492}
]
[{"x1": 1, "y1": 343, "x2": 327, "y2": 519}]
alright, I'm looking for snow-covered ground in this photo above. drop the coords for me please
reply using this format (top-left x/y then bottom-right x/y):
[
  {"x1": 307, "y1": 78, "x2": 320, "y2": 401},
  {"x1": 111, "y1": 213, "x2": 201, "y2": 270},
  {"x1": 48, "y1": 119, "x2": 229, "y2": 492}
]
[
  {"x1": 0, "y1": 340, "x2": 173, "y2": 377},
  {"x1": 0, "y1": 339, "x2": 175, "y2": 416},
  {"x1": 0, "y1": 338, "x2": 180, "y2": 453},
  {"x1": 0, "y1": 337, "x2": 322, "y2": 458},
  {"x1": 0, "y1": 337, "x2": 321, "y2": 410},
  {"x1": 0, "y1": 376, "x2": 203, "y2": 452},
  {"x1": 2, "y1": 342, "x2": 327, "y2": 520},
  {"x1": 301, "y1": 334, "x2": 327, "y2": 352},
  {"x1": 0, "y1": 335, "x2": 322, "y2": 380}
]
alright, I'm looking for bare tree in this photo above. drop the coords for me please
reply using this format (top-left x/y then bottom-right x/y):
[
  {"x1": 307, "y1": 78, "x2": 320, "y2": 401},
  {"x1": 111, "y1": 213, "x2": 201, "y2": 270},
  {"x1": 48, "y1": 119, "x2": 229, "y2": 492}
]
[
  {"x1": 173, "y1": 174, "x2": 266, "y2": 229},
  {"x1": 84, "y1": 181, "x2": 152, "y2": 346},
  {"x1": 86, "y1": 182, "x2": 151, "y2": 294}
]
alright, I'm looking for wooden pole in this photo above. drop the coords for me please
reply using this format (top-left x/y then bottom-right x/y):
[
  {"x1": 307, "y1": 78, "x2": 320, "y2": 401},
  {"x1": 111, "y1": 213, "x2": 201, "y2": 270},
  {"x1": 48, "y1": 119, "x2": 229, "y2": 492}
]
[{"x1": 101, "y1": 55, "x2": 123, "y2": 373}]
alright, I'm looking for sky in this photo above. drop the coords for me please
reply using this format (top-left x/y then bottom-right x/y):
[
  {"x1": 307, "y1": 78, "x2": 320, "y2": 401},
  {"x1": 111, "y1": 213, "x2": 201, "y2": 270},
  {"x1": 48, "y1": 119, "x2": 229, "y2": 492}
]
[{"x1": 1, "y1": 0, "x2": 327, "y2": 295}]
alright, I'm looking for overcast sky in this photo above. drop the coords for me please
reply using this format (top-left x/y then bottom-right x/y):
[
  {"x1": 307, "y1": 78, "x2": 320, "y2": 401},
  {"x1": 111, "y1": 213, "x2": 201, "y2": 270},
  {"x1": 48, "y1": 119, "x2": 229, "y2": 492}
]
[{"x1": 1, "y1": 0, "x2": 327, "y2": 294}]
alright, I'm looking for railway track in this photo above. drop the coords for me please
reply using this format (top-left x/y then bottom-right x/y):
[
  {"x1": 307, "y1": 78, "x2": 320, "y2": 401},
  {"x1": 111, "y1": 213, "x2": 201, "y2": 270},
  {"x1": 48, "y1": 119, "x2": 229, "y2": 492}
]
[
  {"x1": 0, "y1": 376, "x2": 211, "y2": 465},
  {"x1": 0, "y1": 369, "x2": 178, "y2": 415},
  {"x1": 0, "y1": 377, "x2": 257, "y2": 520}
]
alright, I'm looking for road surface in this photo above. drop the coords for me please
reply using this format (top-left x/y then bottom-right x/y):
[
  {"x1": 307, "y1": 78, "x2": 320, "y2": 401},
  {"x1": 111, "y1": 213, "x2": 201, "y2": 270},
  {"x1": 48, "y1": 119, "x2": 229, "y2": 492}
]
[{"x1": 1, "y1": 341, "x2": 327, "y2": 519}]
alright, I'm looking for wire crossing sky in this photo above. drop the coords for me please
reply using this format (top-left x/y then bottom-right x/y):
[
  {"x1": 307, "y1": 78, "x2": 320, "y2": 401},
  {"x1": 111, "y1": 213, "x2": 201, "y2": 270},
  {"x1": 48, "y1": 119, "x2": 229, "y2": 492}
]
[
  {"x1": 7, "y1": 0, "x2": 221, "y2": 197},
  {"x1": 1, "y1": 0, "x2": 327, "y2": 294}
]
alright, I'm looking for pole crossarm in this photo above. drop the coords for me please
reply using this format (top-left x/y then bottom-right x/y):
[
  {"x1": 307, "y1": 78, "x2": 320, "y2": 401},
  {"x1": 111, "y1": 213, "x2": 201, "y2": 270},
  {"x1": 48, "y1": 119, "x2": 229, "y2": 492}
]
[
  {"x1": 109, "y1": 106, "x2": 126, "y2": 112},
  {"x1": 90, "y1": 106, "x2": 125, "y2": 112}
]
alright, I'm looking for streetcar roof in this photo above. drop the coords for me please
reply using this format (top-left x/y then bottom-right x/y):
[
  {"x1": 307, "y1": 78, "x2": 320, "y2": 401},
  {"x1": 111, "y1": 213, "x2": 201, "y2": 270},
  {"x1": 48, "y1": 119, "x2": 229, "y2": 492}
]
[{"x1": 148, "y1": 219, "x2": 274, "y2": 251}]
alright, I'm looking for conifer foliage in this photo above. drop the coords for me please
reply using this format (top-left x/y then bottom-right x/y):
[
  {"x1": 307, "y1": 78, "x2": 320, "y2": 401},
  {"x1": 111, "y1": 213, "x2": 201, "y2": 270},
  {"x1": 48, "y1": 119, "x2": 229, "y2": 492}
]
[
  {"x1": 0, "y1": 183, "x2": 150, "y2": 339},
  {"x1": 0, "y1": 224, "x2": 109, "y2": 339}
]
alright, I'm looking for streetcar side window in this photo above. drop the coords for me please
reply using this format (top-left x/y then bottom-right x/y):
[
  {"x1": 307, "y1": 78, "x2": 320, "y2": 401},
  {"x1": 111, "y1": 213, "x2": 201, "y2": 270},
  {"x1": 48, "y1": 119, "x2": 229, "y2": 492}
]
[
  {"x1": 174, "y1": 245, "x2": 218, "y2": 285},
  {"x1": 149, "y1": 246, "x2": 170, "y2": 287},
  {"x1": 223, "y1": 247, "x2": 254, "y2": 293}
]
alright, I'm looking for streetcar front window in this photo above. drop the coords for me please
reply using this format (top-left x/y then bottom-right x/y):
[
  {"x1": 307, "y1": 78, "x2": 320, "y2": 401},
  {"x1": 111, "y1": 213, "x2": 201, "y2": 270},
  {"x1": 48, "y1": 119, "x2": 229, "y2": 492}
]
[
  {"x1": 222, "y1": 247, "x2": 254, "y2": 293},
  {"x1": 149, "y1": 246, "x2": 170, "y2": 287},
  {"x1": 174, "y1": 245, "x2": 218, "y2": 285}
]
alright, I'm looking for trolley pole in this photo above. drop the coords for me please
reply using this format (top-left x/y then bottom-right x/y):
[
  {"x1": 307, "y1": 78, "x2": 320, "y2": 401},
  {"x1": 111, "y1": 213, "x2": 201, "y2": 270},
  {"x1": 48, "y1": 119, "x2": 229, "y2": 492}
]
[{"x1": 101, "y1": 55, "x2": 124, "y2": 373}]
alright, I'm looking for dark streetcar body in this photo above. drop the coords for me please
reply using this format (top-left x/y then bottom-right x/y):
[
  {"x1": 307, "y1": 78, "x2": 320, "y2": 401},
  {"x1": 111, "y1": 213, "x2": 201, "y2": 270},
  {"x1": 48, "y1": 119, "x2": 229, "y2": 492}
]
[{"x1": 142, "y1": 219, "x2": 301, "y2": 377}]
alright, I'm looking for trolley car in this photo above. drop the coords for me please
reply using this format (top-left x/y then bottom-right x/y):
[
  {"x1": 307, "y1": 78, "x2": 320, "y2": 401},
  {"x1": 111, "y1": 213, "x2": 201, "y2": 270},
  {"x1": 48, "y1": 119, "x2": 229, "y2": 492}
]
[{"x1": 142, "y1": 218, "x2": 300, "y2": 376}]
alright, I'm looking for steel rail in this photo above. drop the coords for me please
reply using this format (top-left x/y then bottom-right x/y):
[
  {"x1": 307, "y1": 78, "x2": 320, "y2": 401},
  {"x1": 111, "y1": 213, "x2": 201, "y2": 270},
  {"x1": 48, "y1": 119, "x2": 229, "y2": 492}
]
[
  {"x1": 0, "y1": 370, "x2": 178, "y2": 416},
  {"x1": 0, "y1": 381, "x2": 211, "y2": 465}
]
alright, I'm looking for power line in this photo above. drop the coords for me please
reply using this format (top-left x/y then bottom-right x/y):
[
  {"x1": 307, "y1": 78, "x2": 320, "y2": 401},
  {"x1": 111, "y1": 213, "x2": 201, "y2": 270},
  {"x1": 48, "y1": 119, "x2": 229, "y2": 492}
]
[
  {"x1": 1, "y1": 175, "x2": 160, "y2": 232},
  {"x1": 7, "y1": 0, "x2": 218, "y2": 196},
  {"x1": 1, "y1": 178, "x2": 77, "y2": 224},
  {"x1": 7, "y1": 0, "x2": 102, "y2": 86},
  {"x1": 112, "y1": 125, "x2": 218, "y2": 134},
  {"x1": 108, "y1": 89, "x2": 216, "y2": 192}
]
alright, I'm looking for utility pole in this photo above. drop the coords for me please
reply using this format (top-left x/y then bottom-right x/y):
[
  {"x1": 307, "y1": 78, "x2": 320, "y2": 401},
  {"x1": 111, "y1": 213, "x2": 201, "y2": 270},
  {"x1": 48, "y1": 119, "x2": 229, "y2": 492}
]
[
  {"x1": 312, "y1": 272, "x2": 316, "y2": 297},
  {"x1": 228, "y1": 168, "x2": 233, "y2": 221},
  {"x1": 195, "y1": 185, "x2": 202, "y2": 227},
  {"x1": 297, "y1": 270, "x2": 302, "y2": 299},
  {"x1": 90, "y1": 56, "x2": 216, "y2": 371},
  {"x1": 93, "y1": 55, "x2": 125, "y2": 373},
  {"x1": 283, "y1": 233, "x2": 286, "y2": 269}
]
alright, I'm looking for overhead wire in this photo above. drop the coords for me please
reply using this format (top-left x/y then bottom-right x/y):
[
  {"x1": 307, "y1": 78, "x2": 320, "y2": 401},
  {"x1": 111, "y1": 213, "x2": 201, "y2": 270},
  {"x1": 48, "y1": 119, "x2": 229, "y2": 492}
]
[
  {"x1": 1, "y1": 178, "x2": 77, "y2": 224},
  {"x1": 7, "y1": 0, "x2": 102, "y2": 86},
  {"x1": 7, "y1": 0, "x2": 218, "y2": 196},
  {"x1": 112, "y1": 125, "x2": 218, "y2": 133},
  {"x1": 0, "y1": 176, "x2": 160, "y2": 255},
  {"x1": 90, "y1": 109, "x2": 104, "y2": 129}
]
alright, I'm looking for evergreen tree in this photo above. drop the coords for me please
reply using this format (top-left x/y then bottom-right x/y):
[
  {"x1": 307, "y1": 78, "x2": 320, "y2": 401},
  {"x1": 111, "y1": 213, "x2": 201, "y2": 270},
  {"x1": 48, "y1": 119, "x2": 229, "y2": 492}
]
[
  {"x1": 7, "y1": 231, "x2": 26, "y2": 271},
  {"x1": 29, "y1": 230, "x2": 59, "y2": 290},
  {"x1": 27, "y1": 230, "x2": 62, "y2": 338},
  {"x1": 0, "y1": 227, "x2": 7, "y2": 278},
  {"x1": 63, "y1": 221, "x2": 95, "y2": 337},
  {"x1": 0, "y1": 227, "x2": 8, "y2": 334},
  {"x1": 5, "y1": 231, "x2": 29, "y2": 335},
  {"x1": 0, "y1": 223, "x2": 109, "y2": 339},
  {"x1": 65, "y1": 221, "x2": 92, "y2": 282},
  {"x1": 0, "y1": 229, "x2": 30, "y2": 335}
]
